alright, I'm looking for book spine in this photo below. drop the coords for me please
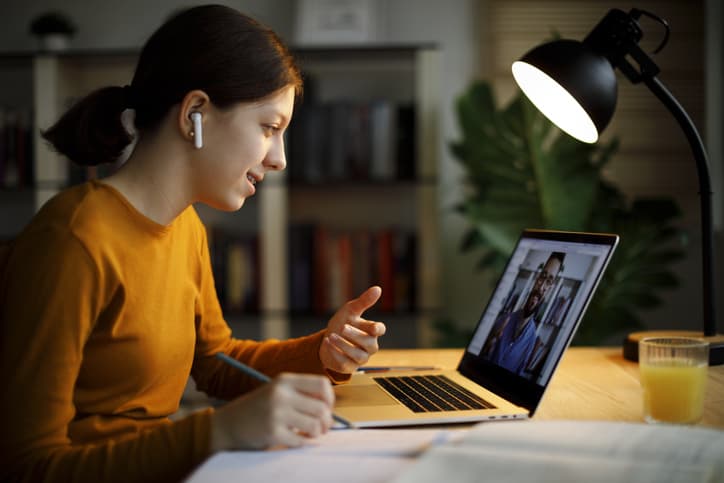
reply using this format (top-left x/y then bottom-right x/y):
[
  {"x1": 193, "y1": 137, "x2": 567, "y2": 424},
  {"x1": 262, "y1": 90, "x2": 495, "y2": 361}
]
[
  {"x1": 286, "y1": 100, "x2": 416, "y2": 184},
  {"x1": 289, "y1": 224, "x2": 417, "y2": 315}
]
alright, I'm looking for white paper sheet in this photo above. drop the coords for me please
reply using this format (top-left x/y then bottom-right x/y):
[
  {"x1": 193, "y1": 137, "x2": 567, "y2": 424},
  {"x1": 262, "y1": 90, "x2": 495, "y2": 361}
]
[
  {"x1": 186, "y1": 421, "x2": 724, "y2": 483},
  {"x1": 185, "y1": 428, "x2": 463, "y2": 483},
  {"x1": 393, "y1": 420, "x2": 724, "y2": 483}
]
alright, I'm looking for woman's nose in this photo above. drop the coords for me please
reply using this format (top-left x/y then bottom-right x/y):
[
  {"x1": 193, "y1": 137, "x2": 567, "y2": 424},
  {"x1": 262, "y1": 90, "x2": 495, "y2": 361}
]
[{"x1": 264, "y1": 136, "x2": 287, "y2": 171}]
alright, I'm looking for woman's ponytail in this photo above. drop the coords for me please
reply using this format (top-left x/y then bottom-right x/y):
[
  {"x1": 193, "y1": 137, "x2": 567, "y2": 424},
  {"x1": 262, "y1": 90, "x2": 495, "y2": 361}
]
[{"x1": 41, "y1": 85, "x2": 134, "y2": 167}]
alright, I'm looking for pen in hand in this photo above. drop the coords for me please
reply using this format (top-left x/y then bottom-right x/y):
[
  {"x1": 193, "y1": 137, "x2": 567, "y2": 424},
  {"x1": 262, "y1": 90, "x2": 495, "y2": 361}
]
[{"x1": 214, "y1": 352, "x2": 355, "y2": 429}]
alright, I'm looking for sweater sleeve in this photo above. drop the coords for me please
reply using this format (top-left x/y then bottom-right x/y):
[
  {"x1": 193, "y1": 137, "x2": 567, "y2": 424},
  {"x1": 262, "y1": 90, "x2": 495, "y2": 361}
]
[
  {"x1": 0, "y1": 227, "x2": 212, "y2": 483},
  {"x1": 4, "y1": 411, "x2": 212, "y2": 483}
]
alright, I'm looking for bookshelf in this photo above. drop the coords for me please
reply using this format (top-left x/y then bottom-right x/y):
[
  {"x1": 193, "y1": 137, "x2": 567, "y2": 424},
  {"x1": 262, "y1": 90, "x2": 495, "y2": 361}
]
[
  {"x1": 283, "y1": 46, "x2": 441, "y2": 347},
  {"x1": 0, "y1": 45, "x2": 441, "y2": 348}
]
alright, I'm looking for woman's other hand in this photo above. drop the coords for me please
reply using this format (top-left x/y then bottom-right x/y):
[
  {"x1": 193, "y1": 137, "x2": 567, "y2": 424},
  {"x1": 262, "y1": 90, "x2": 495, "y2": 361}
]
[{"x1": 319, "y1": 286, "x2": 386, "y2": 375}]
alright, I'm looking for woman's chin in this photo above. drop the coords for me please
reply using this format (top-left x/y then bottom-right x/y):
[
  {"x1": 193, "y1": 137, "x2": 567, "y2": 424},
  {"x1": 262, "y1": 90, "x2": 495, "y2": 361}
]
[
  {"x1": 226, "y1": 197, "x2": 246, "y2": 211},
  {"x1": 204, "y1": 196, "x2": 246, "y2": 212}
]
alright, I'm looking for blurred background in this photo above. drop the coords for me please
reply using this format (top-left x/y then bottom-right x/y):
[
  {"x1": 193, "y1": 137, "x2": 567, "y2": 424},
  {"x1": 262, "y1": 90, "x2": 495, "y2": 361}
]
[{"x1": 0, "y1": 0, "x2": 721, "y2": 349}]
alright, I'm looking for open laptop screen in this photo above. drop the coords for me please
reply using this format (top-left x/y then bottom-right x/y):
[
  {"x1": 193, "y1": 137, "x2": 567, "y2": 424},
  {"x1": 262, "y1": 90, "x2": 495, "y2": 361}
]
[{"x1": 459, "y1": 229, "x2": 618, "y2": 414}]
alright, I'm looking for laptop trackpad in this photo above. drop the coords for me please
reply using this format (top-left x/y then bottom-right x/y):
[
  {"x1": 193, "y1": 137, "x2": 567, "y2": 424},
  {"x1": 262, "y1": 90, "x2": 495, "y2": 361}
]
[{"x1": 335, "y1": 384, "x2": 398, "y2": 407}]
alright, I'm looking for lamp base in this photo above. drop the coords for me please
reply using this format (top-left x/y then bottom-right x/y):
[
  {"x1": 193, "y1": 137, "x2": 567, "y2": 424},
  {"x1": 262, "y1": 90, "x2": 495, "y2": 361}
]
[{"x1": 623, "y1": 330, "x2": 724, "y2": 365}]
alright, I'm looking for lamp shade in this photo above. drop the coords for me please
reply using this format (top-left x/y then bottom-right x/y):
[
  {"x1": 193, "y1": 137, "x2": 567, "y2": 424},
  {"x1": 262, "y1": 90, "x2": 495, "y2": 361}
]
[{"x1": 512, "y1": 39, "x2": 618, "y2": 144}]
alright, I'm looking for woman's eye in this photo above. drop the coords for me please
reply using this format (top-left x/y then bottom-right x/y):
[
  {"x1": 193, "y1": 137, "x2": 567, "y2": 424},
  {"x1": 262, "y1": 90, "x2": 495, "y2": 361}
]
[{"x1": 263, "y1": 125, "x2": 279, "y2": 136}]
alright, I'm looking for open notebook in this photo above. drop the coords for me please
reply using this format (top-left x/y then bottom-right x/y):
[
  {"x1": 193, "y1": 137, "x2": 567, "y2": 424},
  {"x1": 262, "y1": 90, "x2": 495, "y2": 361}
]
[{"x1": 334, "y1": 229, "x2": 619, "y2": 427}]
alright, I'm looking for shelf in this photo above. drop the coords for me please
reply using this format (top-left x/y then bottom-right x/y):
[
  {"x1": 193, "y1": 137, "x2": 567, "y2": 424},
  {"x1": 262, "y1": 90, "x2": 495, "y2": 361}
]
[
  {"x1": 289, "y1": 186, "x2": 417, "y2": 227},
  {"x1": 281, "y1": 47, "x2": 441, "y2": 347}
]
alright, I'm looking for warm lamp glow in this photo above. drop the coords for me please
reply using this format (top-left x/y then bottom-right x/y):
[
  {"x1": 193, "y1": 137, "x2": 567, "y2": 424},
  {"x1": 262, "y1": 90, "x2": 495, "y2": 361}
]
[{"x1": 512, "y1": 61, "x2": 599, "y2": 143}]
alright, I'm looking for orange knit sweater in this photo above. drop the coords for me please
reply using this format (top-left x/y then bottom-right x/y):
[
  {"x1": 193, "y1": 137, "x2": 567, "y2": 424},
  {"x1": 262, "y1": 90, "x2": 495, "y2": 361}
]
[{"x1": 0, "y1": 181, "x2": 330, "y2": 482}]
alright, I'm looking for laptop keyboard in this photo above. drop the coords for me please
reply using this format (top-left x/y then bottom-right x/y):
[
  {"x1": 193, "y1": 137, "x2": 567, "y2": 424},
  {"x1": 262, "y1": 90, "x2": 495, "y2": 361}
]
[{"x1": 373, "y1": 374, "x2": 496, "y2": 413}]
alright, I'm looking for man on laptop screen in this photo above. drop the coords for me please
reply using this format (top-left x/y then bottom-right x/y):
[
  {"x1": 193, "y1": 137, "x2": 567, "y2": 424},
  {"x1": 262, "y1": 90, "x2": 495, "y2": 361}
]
[
  {"x1": 467, "y1": 233, "x2": 615, "y2": 388},
  {"x1": 482, "y1": 251, "x2": 565, "y2": 376}
]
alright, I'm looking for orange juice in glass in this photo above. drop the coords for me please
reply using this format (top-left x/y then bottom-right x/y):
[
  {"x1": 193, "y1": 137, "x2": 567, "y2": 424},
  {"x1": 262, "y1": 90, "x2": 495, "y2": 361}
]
[{"x1": 639, "y1": 337, "x2": 709, "y2": 424}]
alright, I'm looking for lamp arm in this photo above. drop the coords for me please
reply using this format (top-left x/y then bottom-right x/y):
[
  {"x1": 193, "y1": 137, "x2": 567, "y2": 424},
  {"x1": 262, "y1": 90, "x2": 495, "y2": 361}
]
[{"x1": 642, "y1": 75, "x2": 717, "y2": 336}]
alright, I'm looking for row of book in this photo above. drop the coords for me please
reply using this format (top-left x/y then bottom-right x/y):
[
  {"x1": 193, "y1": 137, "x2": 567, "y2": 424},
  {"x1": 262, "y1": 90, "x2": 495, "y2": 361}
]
[
  {"x1": 0, "y1": 107, "x2": 33, "y2": 189},
  {"x1": 289, "y1": 224, "x2": 417, "y2": 315},
  {"x1": 206, "y1": 224, "x2": 418, "y2": 316},
  {"x1": 287, "y1": 99, "x2": 416, "y2": 184}
]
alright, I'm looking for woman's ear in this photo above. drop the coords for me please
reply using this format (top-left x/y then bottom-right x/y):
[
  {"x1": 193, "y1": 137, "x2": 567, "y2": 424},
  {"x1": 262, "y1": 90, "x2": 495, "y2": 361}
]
[{"x1": 178, "y1": 90, "x2": 210, "y2": 148}]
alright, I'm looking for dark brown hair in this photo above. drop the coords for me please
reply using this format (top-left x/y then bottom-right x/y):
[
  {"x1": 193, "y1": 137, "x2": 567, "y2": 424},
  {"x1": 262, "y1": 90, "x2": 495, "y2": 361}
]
[{"x1": 42, "y1": 4, "x2": 302, "y2": 166}]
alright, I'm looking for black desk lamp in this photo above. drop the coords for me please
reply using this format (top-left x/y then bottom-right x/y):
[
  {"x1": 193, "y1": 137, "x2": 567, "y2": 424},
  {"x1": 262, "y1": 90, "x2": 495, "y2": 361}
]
[{"x1": 510, "y1": 8, "x2": 723, "y2": 365}]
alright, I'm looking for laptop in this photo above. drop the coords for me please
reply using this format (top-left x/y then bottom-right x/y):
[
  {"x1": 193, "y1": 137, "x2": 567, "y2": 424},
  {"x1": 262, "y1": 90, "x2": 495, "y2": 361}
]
[{"x1": 333, "y1": 229, "x2": 619, "y2": 427}]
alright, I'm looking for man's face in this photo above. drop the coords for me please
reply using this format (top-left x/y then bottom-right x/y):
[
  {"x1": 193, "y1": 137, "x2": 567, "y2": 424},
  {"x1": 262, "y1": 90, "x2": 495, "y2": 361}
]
[{"x1": 522, "y1": 257, "x2": 562, "y2": 318}]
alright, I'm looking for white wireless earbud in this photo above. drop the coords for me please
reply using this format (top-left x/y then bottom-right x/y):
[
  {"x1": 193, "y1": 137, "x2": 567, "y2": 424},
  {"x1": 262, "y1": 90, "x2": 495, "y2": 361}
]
[{"x1": 190, "y1": 112, "x2": 203, "y2": 149}]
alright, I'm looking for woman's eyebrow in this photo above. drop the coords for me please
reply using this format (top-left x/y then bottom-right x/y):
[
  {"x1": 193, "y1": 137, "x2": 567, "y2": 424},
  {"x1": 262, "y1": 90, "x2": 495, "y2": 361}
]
[{"x1": 273, "y1": 110, "x2": 290, "y2": 127}]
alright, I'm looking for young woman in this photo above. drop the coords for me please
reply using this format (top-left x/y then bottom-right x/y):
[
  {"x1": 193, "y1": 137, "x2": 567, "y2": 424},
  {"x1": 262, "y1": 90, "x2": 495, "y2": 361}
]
[{"x1": 0, "y1": 5, "x2": 386, "y2": 482}]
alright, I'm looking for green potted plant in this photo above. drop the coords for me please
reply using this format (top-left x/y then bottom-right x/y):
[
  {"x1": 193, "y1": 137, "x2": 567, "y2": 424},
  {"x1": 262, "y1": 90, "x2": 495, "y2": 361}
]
[
  {"x1": 440, "y1": 80, "x2": 685, "y2": 346},
  {"x1": 29, "y1": 11, "x2": 77, "y2": 52}
]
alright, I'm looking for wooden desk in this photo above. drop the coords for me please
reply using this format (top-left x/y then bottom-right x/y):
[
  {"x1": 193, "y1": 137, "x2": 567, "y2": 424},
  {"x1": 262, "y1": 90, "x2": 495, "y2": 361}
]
[
  {"x1": 369, "y1": 347, "x2": 724, "y2": 428},
  {"x1": 188, "y1": 347, "x2": 724, "y2": 482}
]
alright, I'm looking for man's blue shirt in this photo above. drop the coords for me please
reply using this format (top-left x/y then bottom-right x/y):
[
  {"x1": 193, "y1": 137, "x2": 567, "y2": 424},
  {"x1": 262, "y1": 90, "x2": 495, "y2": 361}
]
[{"x1": 487, "y1": 310, "x2": 538, "y2": 375}]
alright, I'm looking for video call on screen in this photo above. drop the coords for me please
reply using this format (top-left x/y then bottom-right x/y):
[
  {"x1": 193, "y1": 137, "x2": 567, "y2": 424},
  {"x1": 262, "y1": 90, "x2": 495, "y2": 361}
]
[{"x1": 467, "y1": 238, "x2": 610, "y2": 386}]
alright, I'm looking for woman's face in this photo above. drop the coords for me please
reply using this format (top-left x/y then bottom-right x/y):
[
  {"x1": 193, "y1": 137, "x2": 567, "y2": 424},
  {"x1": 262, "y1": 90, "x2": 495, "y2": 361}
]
[{"x1": 193, "y1": 85, "x2": 295, "y2": 211}]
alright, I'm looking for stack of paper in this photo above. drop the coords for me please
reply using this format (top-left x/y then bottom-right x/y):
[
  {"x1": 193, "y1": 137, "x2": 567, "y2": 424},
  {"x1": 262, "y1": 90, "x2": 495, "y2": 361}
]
[
  {"x1": 186, "y1": 421, "x2": 724, "y2": 482},
  {"x1": 392, "y1": 420, "x2": 724, "y2": 483}
]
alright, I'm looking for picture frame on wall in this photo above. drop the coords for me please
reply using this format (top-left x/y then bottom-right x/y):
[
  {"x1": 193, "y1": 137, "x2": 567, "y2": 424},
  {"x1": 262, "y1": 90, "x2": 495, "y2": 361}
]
[{"x1": 294, "y1": 0, "x2": 379, "y2": 45}]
